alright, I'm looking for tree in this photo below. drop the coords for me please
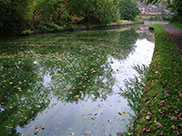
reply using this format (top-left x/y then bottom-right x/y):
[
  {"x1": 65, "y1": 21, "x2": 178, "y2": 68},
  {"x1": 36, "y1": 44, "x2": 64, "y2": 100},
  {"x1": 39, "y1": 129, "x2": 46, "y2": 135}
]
[
  {"x1": 119, "y1": 0, "x2": 140, "y2": 21},
  {"x1": 68, "y1": 0, "x2": 120, "y2": 25},
  {"x1": 0, "y1": 0, "x2": 35, "y2": 33}
]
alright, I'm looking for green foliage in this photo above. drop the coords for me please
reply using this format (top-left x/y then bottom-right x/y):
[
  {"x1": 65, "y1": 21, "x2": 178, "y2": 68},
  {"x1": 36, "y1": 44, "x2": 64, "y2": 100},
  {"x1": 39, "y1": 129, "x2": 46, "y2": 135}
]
[
  {"x1": 63, "y1": 0, "x2": 119, "y2": 25},
  {"x1": 119, "y1": 0, "x2": 140, "y2": 21},
  {"x1": 0, "y1": 0, "x2": 35, "y2": 33},
  {"x1": 21, "y1": 29, "x2": 33, "y2": 35},
  {"x1": 33, "y1": 0, "x2": 71, "y2": 31},
  {"x1": 0, "y1": 0, "x2": 139, "y2": 34},
  {"x1": 174, "y1": 24, "x2": 182, "y2": 29},
  {"x1": 143, "y1": 16, "x2": 162, "y2": 21},
  {"x1": 170, "y1": 0, "x2": 182, "y2": 22}
]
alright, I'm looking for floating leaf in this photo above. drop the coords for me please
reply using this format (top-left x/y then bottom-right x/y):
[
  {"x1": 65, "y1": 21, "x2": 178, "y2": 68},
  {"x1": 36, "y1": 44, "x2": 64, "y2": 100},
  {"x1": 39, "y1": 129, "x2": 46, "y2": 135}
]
[
  {"x1": 74, "y1": 95, "x2": 79, "y2": 98},
  {"x1": 116, "y1": 132, "x2": 123, "y2": 136},
  {"x1": 68, "y1": 132, "x2": 75, "y2": 136},
  {"x1": 119, "y1": 112, "x2": 126, "y2": 115}
]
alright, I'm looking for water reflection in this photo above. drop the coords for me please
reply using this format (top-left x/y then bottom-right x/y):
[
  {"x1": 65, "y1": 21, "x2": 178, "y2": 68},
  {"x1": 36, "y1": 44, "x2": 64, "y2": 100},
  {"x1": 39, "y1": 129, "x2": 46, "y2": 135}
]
[
  {"x1": 0, "y1": 26, "x2": 154, "y2": 136},
  {"x1": 137, "y1": 26, "x2": 154, "y2": 42}
]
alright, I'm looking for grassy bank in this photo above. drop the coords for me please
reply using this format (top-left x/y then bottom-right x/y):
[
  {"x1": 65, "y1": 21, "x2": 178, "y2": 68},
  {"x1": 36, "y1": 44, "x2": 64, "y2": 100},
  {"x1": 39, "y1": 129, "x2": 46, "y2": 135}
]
[
  {"x1": 173, "y1": 24, "x2": 182, "y2": 29},
  {"x1": 134, "y1": 24, "x2": 182, "y2": 135}
]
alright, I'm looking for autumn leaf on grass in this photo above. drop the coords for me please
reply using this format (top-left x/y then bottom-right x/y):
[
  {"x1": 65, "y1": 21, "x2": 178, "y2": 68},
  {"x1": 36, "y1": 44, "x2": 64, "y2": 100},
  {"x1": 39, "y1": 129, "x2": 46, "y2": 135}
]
[
  {"x1": 119, "y1": 112, "x2": 126, "y2": 115},
  {"x1": 7, "y1": 126, "x2": 13, "y2": 129},
  {"x1": 171, "y1": 116, "x2": 177, "y2": 121},
  {"x1": 155, "y1": 122, "x2": 163, "y2": 128},
  {"x1": 145, "y1": 115, "x2": 151, "y2": 121},
  {"x1": 170, "y1": 125, "x2": 176, "y2": 130},
  {"x1": 158, "y1": 131, "x2": 164, "y2": 135},
  {"x1": 143, "y1": 128, "x2": 151, "y2": 132}
]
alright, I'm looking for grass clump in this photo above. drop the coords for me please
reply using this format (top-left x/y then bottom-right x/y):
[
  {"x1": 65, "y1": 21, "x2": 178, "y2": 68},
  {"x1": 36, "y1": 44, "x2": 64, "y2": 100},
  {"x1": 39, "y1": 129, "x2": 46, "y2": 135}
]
[
  {"x1": 173, "y1": 24, "x2": 182, "y2": 29},
  {"x1": 134, "y1": 24, "x2": 182, "y2": 136}
]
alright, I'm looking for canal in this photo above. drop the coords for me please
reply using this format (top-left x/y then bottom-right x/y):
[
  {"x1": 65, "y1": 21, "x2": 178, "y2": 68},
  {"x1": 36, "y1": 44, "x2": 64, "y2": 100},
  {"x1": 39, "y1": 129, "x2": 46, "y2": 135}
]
[{"x1": 0, "y1": 24, "x2": 155, "y2": 136}]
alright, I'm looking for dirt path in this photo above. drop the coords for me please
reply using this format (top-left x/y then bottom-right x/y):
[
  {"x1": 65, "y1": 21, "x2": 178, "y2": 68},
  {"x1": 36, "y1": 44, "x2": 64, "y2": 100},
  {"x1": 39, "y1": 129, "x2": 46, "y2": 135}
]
[{"x1": 162, "y1": 24, "x2": 182, "y2": 54}]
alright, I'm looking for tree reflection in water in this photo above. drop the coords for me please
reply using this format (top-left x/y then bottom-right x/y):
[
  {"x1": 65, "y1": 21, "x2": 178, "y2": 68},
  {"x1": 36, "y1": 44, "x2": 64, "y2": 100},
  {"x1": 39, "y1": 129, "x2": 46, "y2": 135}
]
[{"x1": 0, "y1": 28, "x2": 138, "y2": 135}]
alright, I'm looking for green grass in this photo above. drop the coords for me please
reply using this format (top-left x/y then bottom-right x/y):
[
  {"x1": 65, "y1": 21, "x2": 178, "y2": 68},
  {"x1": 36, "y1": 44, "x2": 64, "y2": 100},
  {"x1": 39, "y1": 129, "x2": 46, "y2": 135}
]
[
  {"x1": 134, "y1": 24, "x2": 182, "y2": 136},
  {"x1": 174, "y1": 24, "x2": 182, "y2": 29}
]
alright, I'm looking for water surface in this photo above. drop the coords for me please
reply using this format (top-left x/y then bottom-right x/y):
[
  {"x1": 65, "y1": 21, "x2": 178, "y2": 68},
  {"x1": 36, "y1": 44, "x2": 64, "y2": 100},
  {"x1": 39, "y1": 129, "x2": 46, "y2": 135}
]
[{"x1": 0, "y1": 26, "x2": 154, "y2": 136}]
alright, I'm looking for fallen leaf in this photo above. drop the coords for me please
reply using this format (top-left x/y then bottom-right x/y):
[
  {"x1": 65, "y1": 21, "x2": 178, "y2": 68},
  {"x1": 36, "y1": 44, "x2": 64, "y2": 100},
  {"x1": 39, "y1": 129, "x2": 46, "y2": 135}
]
[
  {"x1": 158, "y1": 131, "x2": 164, "y2": 135},
  {"x1": 34, "y1": 126, "x2": 44, "y2": 135},
  {"x1": 117, "y1": 100, "x2": 121, "y2": 103},
  {"x1": 146, "y1": 128, "x2": 151, "y2": 132},
  {"x1": 145, "y1": 115, "x2": 151, "y2": 121},
  {"x1": 170, "y1": 125, "x2": 176, "y2": 130},
  {"x1": 36, "y1": 105, "x2": 41, "y2": 108},
  {"x1": 7, "y1": 126, "x2": 13, "y2": 129},
  {"x1": 74, "y1": 95, "x2": 79, "y2": 98},
  {"x1": 66, "y1": 84, "x2": 72, "y2": 90},
  {"x1": 171, "y1": 116, "x2": 177, "y2": 121},
  {"x1": 156, "y1": 122, "x2": 163, "y2": 128},
  {"x1": 116, "y1": 132, "x2": 123, "y2": 136},
  {"x1": 68, "y1": 132, "x2": 75, "y2": 136},
  {"x1": 119, "y1": 112, "x2": 126, "y2": 115},
  {"x1": 90, "y1": 116, "x2": 96, "y2": 120}
]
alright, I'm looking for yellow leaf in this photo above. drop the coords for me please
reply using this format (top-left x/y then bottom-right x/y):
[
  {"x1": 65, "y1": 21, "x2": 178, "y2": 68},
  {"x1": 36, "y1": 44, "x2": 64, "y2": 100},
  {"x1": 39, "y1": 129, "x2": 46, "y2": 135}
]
[
  {"x1": 74, "y1": 95, "x2": 79, "y2": 98},
  {"x1": 170, "y1": 125, "x2": 176, "y2": 129},
  {"x1": 119, "y1": 112, "x2": 126, "y2": 115}
]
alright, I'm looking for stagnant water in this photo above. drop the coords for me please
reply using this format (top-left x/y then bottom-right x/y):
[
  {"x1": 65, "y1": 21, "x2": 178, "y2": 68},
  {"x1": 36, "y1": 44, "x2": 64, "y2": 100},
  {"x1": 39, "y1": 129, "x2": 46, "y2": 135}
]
[{"x1": 0, "y1": 25, "x2": 154, "y2": 136}]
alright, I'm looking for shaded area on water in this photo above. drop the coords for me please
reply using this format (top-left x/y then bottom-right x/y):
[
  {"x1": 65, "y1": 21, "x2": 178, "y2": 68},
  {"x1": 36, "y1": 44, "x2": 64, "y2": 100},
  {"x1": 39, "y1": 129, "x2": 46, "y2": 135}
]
[{"x1": 0, "y1": 26, "x2": 154, "y2": 136}]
